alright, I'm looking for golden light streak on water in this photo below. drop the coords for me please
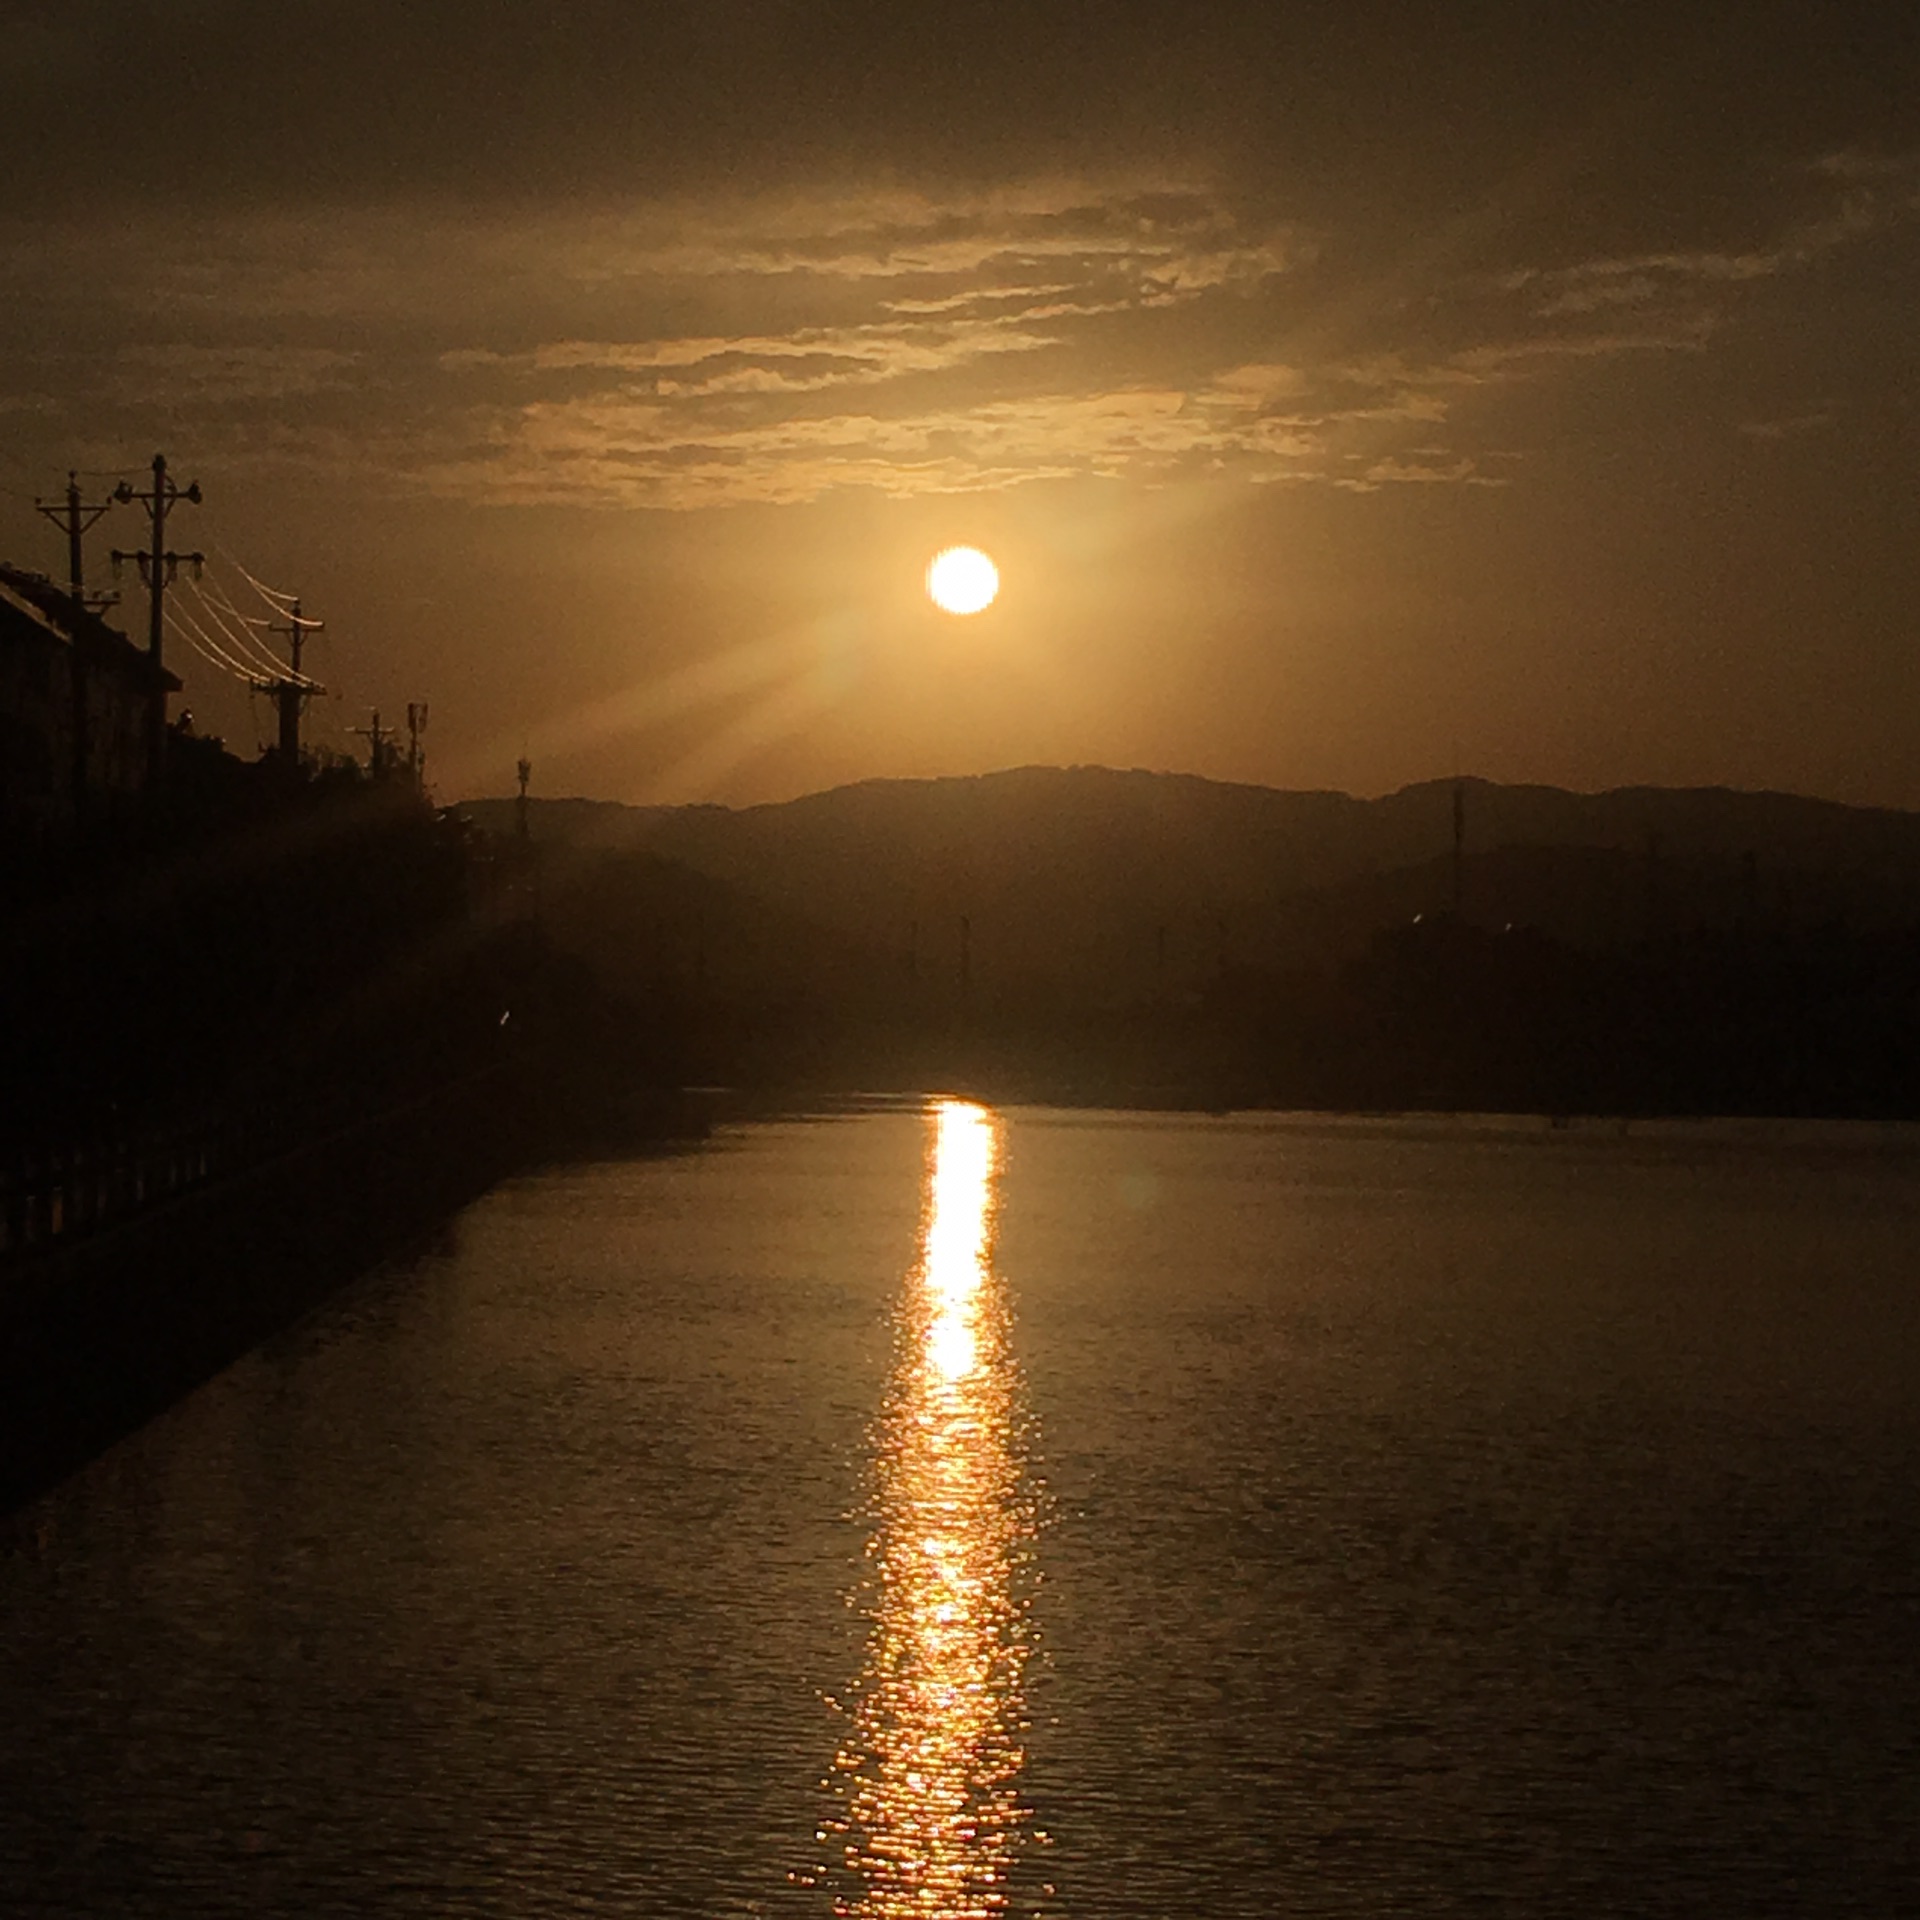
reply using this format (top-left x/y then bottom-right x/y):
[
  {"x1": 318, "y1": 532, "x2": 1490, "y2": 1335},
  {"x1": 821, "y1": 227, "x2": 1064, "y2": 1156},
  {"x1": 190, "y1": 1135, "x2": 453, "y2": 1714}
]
[{"x1": 816, "y1": 1099, "x2": 1041, "y2": 1918}]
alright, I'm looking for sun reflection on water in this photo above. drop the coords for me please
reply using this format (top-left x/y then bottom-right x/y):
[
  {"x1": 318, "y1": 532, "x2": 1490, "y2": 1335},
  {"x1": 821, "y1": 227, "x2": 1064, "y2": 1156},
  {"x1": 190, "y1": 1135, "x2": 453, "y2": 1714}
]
[{"x1": 817, "y1": 1098, "x2": 1041, "y2": 1918}]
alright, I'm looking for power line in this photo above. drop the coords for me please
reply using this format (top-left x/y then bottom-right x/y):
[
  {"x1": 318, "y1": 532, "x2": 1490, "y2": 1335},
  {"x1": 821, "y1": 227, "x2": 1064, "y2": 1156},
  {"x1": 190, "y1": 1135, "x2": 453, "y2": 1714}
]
[
  {"x1": 199, "y1": 568, "x2": 279, "y2": 633},
  {"x1": 185, "y1": 575, "x2": 316, "y2": 686},
  {"x1": 188, "y1": 575, "x2": 285, "y2": 675},
  {"x1": 214, "y1": 540, "x2": 300, "y2": 614},
  {"x1": 166, "y1": 614, "x2": 243, "y2": 681},
  {"x1": 183, "y1": 578, "x2": 286, "y2": 678},
  {"x1": 165, "y1": 605, "x2": 264, "y2": 684},
  {"x1": 198, "y1": 563, "x2": 325, "y2": 689},
  {"x1": 186, "y1": 565, "x2": 329, "y2": 763},
  {"x1": 197, "y1": 569, "x2": 274, "y2": 627}
]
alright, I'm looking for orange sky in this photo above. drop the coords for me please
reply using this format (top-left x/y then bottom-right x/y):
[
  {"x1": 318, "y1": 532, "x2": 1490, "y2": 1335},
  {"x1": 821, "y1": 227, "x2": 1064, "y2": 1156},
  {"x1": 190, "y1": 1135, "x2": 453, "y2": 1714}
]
[{"x1": 2, "y1": 3, "x2": 1916, "y2": 808}]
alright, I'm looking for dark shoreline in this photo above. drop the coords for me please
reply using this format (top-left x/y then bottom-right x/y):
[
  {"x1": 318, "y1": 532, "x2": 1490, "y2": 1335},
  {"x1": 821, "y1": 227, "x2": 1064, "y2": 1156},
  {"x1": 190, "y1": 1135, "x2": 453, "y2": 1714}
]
[
  {"x1": 0, "y1": 1067, "x2": 707, "y2": 1520},
  {"x1": 706, "y1": 1078, "x2": 1920, "y2": 1133}
]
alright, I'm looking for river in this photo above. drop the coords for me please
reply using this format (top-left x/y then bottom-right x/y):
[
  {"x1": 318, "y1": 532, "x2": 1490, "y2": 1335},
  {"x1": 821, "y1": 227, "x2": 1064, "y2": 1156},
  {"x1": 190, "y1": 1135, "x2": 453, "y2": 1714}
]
[{"x1": 4, "y1": 1103, "x2": 1919, "y2": 1915}]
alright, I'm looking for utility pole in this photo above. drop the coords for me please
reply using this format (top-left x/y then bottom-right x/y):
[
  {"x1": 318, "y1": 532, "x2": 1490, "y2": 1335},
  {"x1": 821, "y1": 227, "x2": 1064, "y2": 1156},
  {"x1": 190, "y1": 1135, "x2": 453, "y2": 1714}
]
[
  {"x1": 34, "y1": 473, "x2": 119, "y2": 611},
  {"x1": 111, "y1": 453, "x2": 203, "y2": 664},
  {"x1": 351, "y1": 709, "x2": 391, "y2": 779},
  {"x1": 110, "y1": 453, "x2": 202, "y2": 775},
  {"x1": 511, "y1": 757, "x2": 537, "y2": 931},
  {"x1": 36, "y1": 473, "x2": 121, "y2": 831},
  {"x1": 262, "y1": 598, "x2": 324, "y2": 763}
]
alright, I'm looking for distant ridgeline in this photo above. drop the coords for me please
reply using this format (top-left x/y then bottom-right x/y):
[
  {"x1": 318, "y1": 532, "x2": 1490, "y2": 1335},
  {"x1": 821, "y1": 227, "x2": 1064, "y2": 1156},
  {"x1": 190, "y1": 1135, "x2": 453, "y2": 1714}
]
[
  {"x1": 7, "y1": 739, "x2": 1920, "y2": 1151},
  {"x1": 460, "y1": 767, "x2": 1920, "y2": 1116}
]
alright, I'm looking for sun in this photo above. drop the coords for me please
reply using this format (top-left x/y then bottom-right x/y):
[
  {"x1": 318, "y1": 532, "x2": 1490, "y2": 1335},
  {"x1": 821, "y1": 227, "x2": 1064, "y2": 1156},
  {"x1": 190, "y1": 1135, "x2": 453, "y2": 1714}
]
[{"x1": 926, "y1": 546, "x2": 999, "y2": 616}]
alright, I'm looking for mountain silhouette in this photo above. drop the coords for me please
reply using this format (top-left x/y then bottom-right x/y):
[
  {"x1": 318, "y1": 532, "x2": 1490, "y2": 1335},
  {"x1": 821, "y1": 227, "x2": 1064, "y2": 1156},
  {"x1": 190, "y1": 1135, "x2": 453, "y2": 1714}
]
[{"x1": 462, "y1": 767, "x2": 1920, "y2": 1001}]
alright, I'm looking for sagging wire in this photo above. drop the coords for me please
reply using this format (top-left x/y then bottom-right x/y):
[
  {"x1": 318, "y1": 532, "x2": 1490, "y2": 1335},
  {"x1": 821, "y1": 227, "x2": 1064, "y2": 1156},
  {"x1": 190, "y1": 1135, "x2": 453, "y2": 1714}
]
[
  {"x1": 168, "y1": 603, "x2": 266, "y2": 684},
  {"x1": 185, "y1": 574, "x2": 320, "y2": 688},
  {"x1": 162, "y1": 610, "x2": 228, "y2": 679},
  {"x1": 201, "y1": 559, "x2": 325, "y2": 687},
  {"x1": 198, "y1": 569, "x2": 275, "y2": 631},
  {"x1": 197, "y1": 576, "x2": 292, "y2": 676},
  {"x1": 182, "y1": 577, "x2": 291, "y2": 680},
  {"x1": 214, "y1": 540, "x2": 300, "y2": 616},
  {"x1": 165, "y1": 604, "x2": 268, "y2": 685},
  {"x1": 198, "y1": 564, "x2": 280, "y2": 632}
]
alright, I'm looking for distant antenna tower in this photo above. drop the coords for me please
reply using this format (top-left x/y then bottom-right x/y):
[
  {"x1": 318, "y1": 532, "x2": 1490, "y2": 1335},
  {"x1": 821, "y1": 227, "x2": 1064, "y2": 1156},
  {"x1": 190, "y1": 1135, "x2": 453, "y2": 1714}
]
[
  {"x1": 405, "y1": 701, "x2": 429, "y2": 786},
  {"x1": 516, "y1": 756, "x2": 532, "y2": 838},
  {"x1": 1452, "y1": 776, "x2": 1467, "y2": 919}
]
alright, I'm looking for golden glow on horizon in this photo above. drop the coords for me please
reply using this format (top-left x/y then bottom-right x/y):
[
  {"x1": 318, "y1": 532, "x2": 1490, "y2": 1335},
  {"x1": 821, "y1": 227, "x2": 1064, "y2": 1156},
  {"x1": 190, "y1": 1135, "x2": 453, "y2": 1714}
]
[
  {"x1": 926, "y1": 547, "x2": 1000, "y2": 616},
  {"x1": 817, "y1": 1098, "x2": 1038, "y2": 1916}
]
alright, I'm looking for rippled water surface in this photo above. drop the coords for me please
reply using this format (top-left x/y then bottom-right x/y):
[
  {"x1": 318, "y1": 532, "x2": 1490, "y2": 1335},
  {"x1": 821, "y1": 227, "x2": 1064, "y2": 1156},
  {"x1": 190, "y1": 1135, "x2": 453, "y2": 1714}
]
[{"x1": 5, "y1": 1107, "x2": 1920, "y2": 1916}]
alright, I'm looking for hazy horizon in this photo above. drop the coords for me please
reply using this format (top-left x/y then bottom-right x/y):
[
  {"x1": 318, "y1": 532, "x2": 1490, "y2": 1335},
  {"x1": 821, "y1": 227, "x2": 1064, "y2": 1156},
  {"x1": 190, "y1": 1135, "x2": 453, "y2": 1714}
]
[
  {"x1": 4, "y1": 4, "x2": 1915, "y2": 812},
  {"x1": 459, "y1": 760, "x2": 1920, "y2": 818}
]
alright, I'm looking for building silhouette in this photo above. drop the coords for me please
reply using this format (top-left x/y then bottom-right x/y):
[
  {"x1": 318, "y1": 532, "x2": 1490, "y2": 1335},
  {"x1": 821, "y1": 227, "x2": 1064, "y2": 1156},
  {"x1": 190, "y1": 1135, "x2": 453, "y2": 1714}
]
[{"x1": 0, "y1": 562, "x2": 176, "y2": 850}]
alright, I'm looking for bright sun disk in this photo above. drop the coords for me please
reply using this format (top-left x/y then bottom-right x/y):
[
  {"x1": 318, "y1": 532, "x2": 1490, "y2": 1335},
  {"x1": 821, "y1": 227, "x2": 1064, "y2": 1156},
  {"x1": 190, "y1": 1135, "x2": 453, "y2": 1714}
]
[{"x1": 927, "y1": 546, "x2": 999, "y2": 616}]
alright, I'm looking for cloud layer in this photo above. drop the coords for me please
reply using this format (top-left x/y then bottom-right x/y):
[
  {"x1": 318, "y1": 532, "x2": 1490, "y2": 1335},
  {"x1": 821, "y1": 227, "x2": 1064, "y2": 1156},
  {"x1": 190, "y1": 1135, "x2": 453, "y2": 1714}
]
[{"x1": 1, "y1": 155, "x2": 1914, "y2": 511}]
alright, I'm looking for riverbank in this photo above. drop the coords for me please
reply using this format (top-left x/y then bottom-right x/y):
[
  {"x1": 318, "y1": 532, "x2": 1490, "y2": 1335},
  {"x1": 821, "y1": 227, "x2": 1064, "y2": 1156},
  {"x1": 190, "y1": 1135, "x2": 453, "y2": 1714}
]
[{"x1": 0, "y1": 1062, "x2": 707, "y2": 1517}]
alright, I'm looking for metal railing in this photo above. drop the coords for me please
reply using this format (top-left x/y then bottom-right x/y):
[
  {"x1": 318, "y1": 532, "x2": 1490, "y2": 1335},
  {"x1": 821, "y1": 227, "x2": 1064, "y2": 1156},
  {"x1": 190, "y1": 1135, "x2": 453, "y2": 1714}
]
[{"x1": 0, "y1": 1098, "x2": 332, "y2": 1266}]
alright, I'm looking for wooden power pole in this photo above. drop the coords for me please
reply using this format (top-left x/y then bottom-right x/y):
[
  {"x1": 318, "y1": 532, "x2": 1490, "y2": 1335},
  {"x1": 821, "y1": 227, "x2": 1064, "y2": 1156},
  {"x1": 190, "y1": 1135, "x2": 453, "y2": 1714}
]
[
  {"x1": 34, "y1": 473, "x2": 119, "y2": 611},
  {"x1": 35, "y1": 473, "x2": 121, "y2": 826},
  {"x1": 110, "y1": 453, "x2": 202, "y2": 774},
  {"x1": 261, "y1": 598, "x2": 325, "y2": 763}
]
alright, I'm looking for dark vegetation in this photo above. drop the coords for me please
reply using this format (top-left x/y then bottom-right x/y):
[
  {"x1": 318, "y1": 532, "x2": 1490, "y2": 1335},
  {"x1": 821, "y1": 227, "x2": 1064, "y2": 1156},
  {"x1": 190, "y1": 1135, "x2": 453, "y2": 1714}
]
[
  {"x1": 0, "y1": 733, "x2": 680, "y2": 1512},
  {"x1": 10, "y1": 759, "x2": 1919, "y2": 1171},
  {"x1": 1, "y1": 734, "x2": 686, "y2": 1163},
  {"x1": 6, "y1": 751, "x2": 507, "y2": 1157},
  {"x1": 471, "y1": 767, "x2": 1920, "y2": 1118}
]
